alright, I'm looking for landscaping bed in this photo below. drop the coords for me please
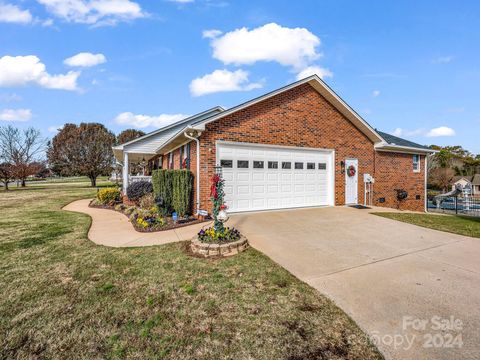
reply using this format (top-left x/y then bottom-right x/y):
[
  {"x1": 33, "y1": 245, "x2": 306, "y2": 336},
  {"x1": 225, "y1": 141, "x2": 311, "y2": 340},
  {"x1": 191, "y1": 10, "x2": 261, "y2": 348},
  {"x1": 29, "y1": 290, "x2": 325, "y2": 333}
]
[
  {"x1": 90, "y1": 170, "x2": 210, "y2": 232},
  {"x1": 89, "y1": 199, "x2": 208, "y2": 232}
]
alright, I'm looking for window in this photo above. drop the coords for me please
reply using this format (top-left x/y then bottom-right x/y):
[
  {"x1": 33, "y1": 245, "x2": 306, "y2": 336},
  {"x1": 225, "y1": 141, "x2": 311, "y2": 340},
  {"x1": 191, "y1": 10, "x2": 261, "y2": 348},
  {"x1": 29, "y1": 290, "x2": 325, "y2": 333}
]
[
  {"x1": 237, "y1": 160, "x2": 249, "y2": 168},
  {"x1": 181, "y1": 144, "x2": 190, "y2": 169},
  {"x1": 307, "y1": 162, "x2": 315, "y2": 169},
  {"x1": 318, "y1": 163, "x2": 327, "y2": 170},
  {"x1": 413, "y1": 155, "x2": 420, "y2": 172},
  {"x1": 282, "y1": 162, "x2": 291, "y2": 169},
  {"x1": 220, "y1": 160, "x2": 233, "y2": 168},
  {"x1": 168, "y1": 152, "x2": 174, "y2": 169},
  {"x1": 295, "y1": 162, "x2": 304, "y2": 169},
  {"x1": 253, "y1": 161, "x2": 264, "y2": 169},
  {"x1": 268, "y1": 161, "x2": 278, "y2": 169}
]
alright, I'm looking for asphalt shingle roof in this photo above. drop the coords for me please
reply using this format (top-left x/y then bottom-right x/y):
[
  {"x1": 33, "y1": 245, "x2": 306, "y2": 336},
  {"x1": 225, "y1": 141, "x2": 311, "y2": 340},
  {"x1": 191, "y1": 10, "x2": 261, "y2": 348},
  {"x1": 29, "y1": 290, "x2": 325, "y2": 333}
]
[
  {"x1": 472, "y1": 174, "x2": 480, "y2": 185},
  {"x1": 377, "y1": 131, "x2": 431, "y2": 151}
]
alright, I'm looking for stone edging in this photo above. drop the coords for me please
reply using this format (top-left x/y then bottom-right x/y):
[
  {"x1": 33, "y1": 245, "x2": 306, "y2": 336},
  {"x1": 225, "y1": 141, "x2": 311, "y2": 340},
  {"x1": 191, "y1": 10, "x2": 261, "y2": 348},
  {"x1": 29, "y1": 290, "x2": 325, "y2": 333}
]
[{"x1": 190, "y1": 236, "x2": 249, "y2": 258}]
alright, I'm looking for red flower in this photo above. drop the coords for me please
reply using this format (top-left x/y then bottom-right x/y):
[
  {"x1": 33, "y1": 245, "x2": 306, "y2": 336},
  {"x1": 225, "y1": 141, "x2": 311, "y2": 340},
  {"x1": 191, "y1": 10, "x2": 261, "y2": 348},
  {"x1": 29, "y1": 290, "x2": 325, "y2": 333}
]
[
  {"x1": 220, "y1": 204, "x2": 227, "y2": 210},
  {"x1": 210, "y1": 174, "x2": 221, "y2": 198}
]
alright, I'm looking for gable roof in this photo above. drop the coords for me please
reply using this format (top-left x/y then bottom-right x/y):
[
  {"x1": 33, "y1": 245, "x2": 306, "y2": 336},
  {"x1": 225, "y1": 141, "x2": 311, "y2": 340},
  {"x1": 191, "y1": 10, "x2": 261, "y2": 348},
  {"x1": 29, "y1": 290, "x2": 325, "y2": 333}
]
[
  {"x1": 452, "y1": 175, "x2": 473, "y2": 183},
  {"x1": 376, "y1": 131, "x2": 431, "y2": 151},
  {"x1": 188, "y1": 75, "x2": 384, "y2": 144},
  {"x1": 113, "y1": 106, "x2": 224, "y2": 161}
]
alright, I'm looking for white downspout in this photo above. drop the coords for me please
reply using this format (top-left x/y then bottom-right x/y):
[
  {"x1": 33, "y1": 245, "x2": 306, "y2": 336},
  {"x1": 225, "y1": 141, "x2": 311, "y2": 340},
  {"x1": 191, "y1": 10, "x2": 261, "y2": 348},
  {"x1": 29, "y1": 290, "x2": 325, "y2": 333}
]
[
  {"x1": 424, "y1": 154, "x2": 428, "y2": 213},
  {"x1": 123, "y1": 152, "x2": 129, "y2": 194},
  {"x1": 184, "y1": 129, "x2": 201, "y2": 215}
]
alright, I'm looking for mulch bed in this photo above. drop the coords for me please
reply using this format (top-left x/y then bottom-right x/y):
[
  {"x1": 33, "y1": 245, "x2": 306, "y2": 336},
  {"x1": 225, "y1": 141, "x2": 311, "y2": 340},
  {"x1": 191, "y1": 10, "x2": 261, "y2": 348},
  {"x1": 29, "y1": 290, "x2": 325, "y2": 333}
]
[{"x1": 89, "y1": 200, "x2": 211, "y2": 233}]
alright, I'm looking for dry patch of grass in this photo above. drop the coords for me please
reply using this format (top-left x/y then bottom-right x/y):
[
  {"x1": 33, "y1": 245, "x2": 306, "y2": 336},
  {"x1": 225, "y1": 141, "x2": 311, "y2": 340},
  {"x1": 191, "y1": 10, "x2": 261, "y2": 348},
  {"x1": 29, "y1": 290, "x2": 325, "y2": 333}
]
[
  {"x1": 0, "y1": 182, "x2": 382, "y2": 359},
  {"x1": 372, "y1": 212, "x2": 480, "y2": 238}
]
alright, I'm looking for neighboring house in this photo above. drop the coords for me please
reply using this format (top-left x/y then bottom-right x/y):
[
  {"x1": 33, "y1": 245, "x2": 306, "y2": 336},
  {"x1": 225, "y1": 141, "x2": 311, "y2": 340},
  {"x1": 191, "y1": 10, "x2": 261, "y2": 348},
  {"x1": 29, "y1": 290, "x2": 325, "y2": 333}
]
[
  {"x1": 113, "y1": 75, "x2": 433, "y2": 213},
  {"x1": 452, "y1": 175, "x2": 480, "y2": 196}
]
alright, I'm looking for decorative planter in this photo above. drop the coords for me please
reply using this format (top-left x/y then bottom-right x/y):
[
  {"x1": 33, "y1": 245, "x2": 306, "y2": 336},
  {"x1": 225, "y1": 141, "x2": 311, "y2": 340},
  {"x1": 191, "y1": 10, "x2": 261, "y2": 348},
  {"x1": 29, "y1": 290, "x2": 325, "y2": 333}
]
[{"x1": 190, "y1": 236, "x2": 249, "y2": 258}]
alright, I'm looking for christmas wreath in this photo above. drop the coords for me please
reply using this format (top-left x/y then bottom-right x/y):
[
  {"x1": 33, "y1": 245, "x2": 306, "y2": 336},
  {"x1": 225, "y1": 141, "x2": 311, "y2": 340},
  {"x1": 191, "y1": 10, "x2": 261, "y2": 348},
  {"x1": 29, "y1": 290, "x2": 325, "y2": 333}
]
[{"x1": 347, "y1": 165, "x2": 356, "y2": 177}]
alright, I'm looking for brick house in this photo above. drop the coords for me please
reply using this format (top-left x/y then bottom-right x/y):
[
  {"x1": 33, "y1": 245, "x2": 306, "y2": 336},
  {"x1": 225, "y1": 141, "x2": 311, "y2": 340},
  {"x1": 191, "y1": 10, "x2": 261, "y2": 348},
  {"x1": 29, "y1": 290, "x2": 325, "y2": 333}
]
[{"x1": 113, "y1": 75, "x2": 433, "y2": 213}]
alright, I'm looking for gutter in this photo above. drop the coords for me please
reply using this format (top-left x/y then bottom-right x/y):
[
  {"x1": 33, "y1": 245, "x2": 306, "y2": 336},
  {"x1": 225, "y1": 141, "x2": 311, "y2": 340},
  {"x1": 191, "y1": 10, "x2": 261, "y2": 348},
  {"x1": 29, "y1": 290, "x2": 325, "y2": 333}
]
[{"x1": 184, "y1": 128, "x2": 202, "y2": 215}]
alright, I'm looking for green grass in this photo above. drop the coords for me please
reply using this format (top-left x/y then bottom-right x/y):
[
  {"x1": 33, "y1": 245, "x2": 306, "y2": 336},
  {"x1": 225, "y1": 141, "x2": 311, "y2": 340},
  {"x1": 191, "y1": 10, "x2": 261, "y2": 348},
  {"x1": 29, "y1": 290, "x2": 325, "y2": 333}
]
[
  {"x1": 372, "y1": 212, "x2": 480, "y2": 238},
  {"x1": 0, "y1": 180, "x2": 382, "y2": 359}
]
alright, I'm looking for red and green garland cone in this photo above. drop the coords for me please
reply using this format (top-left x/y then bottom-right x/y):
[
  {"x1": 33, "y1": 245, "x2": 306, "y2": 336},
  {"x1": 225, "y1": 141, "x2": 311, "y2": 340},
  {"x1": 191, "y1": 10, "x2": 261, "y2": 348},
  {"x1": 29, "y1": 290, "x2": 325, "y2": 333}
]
[{"x1": 210, "y1": 173, "x2": 226, "y2": 233}]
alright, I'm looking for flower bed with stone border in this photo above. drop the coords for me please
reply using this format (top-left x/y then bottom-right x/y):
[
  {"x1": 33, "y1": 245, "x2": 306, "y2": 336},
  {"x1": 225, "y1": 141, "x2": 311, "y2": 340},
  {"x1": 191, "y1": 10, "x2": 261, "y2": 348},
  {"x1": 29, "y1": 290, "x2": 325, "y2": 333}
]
[{"x1": 190, "y1": 236, "x2": 249, "y2": 258}]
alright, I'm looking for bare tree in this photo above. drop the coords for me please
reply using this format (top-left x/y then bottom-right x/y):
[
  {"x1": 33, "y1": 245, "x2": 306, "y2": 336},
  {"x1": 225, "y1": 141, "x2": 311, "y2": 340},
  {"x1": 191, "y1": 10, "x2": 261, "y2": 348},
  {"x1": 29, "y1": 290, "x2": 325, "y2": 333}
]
[{"x1": 0, "y1": 125, "x2": 46, "y2": 187}]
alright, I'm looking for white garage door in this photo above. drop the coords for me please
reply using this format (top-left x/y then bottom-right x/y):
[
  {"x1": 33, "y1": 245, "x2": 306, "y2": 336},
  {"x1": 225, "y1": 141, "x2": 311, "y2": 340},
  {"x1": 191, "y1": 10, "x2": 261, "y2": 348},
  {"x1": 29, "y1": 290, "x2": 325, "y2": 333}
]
[{"x1": 217, "y1": 142, "x2": 334, "y2": 212}]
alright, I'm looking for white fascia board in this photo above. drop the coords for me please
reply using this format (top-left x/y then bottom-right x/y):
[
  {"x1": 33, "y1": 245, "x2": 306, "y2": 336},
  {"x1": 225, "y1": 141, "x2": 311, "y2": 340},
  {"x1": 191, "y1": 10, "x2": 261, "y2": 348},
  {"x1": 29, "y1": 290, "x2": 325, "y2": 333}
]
[{"x1": 375, "y1": 144, "x2": 436, "y2": 155}]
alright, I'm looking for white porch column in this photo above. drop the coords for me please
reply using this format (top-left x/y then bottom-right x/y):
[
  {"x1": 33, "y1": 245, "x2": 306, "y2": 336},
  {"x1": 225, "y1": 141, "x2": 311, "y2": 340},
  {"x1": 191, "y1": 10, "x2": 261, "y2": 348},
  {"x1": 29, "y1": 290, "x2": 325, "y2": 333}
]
[{"x1": 122, "y1": 152, "x2": 129, "y2": 194}]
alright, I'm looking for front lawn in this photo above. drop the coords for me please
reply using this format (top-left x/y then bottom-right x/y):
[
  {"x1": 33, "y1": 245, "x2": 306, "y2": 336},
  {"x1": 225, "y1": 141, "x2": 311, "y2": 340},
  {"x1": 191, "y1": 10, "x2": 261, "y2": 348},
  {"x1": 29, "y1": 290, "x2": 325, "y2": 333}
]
[
  {"x1": 0, "y1": 181, "x2": 381, "y2": 359},
  {"x1": 372, "y1": 212, "x2": 480, "y2": 238}
]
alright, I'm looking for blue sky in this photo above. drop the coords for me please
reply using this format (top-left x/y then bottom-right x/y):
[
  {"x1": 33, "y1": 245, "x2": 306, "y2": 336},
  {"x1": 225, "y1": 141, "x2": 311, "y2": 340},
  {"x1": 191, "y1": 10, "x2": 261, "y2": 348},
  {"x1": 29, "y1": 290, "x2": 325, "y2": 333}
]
[{"x1": 0, "y1": 0, "x2": 479, "y2": 153}]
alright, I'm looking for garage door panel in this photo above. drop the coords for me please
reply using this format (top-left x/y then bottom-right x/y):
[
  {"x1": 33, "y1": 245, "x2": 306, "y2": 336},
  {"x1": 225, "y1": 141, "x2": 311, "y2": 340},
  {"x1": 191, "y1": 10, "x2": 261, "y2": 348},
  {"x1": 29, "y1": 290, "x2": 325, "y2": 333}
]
[
  {"x1": 223, "y1": 172, "x2": 234, "y2": 181},
  {"x1": 252, "y1": 172, "x2": 265, "y2": 181},
  {"x1": 237, "y1": 185, "x2": 250, "y2": 195},
  {"x1": 237, "y1": 172, "x2": 250, "y2": 181},
  {"x1": 218, "y1": 143, "x2": 332, "y2": 212},
  {"x1": 252, "y1": 185, "x2": 265, "y2": 194}
]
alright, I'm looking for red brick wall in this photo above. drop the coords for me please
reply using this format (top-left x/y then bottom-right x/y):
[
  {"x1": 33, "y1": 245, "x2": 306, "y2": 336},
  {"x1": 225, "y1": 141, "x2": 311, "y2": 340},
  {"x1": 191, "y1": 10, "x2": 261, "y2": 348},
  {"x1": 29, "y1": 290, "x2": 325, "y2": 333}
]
[
  {"x1": 373, "y1": 152, "x2": 425, "y2": 211},
  {"x1": 155, "y1": 83, "x2": 427, "y2": 213},
  {"x1": 196, "y1": 83, "x2": 377, "y2": 211}
]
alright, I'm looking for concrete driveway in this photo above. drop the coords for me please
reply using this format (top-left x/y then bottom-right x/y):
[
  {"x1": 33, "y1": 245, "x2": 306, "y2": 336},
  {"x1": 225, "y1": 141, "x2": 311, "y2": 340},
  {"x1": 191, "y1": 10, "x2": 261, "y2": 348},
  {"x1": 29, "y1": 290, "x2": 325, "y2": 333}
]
[{"x1": 229, "y1": 206, "x2": 480, "y2": 360}]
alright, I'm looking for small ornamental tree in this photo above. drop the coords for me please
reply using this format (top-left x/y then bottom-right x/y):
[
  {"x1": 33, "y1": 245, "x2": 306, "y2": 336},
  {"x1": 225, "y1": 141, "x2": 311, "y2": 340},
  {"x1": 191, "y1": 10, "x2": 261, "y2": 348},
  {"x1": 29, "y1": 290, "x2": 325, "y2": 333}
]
[
  {"x1": 210, "y1": 173, "x2": 225, "y2": 233},
  {"x1": 0, "y1": 162, "x2": 13, "y2": 190}
]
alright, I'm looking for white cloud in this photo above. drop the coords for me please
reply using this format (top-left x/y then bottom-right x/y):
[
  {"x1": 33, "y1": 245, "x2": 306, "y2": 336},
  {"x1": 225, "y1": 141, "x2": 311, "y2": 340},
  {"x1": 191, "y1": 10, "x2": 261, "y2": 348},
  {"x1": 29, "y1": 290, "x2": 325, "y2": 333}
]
[
  {"x1": 372, "y1": 90, "x2": 380, "y2": 97},
  {"x1": 36, "y1": 0, "x2": 147, "y2": 26},
  {"x1": 64, "y1": 52, "x2": 107, "y2": 67},
  {"x1": 189, "y1": 69, "x2": 263, "y2": 97},
  {"x1": 0, "y1": 93, "x2": 22, "y2": 102},
  {"x1": 42, "y1": 18, "x2": 54, "y2": 26},
  {"x1": 426, "y1": 126, "x2": 455, "y2": 137},
  {"x1": 0, "y1": 3, "x2": 33, "y2": 24},
  {"x1": 114, "y1": 112, "x2": 189, "y2": 128},
  {"x1": 392, "y1": 128, "x2": 426, "y2": 137},
  {"x1": 0, "y1": 108, "x2": 32, "y2": 122},
  {"x1": 47, "y1": 125, "x2": 62, "y2": 133},
  {"x1": 202, "y1": 29, "x2": 222, "y2": 39},
  {"x1": 392, "y1": 128, "x2": 403, "y2": 137},
  {"x1": 393, "y1": 126, "x2": 455, "y2": 138},
  {"x1": 432, "y1": 56, "x2": 453, "y2": 64},
  {"x1": 0, "y1": 55, "x2": 80, "y2": 91},
  {"x1": 296, "y1": 65, "x2": 333, "y2": 80},
  {"x1": 208, "y1": 23, "x2": 321, "y2": 70}
]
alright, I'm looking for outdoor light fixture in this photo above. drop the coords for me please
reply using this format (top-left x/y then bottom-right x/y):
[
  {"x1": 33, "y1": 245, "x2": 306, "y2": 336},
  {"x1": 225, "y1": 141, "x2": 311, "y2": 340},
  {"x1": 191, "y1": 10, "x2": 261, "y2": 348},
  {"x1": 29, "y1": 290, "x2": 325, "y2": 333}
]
[{"x1": 340, "y1": 161, "x2": 345, "y2": 174}]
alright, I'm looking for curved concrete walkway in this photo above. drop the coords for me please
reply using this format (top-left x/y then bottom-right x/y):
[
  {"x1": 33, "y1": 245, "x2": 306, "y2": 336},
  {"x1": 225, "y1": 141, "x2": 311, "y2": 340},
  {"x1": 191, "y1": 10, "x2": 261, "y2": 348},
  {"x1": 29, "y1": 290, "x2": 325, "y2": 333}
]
[{"x1": 63, "y1": 199, "x2": 210, "y2": 247}]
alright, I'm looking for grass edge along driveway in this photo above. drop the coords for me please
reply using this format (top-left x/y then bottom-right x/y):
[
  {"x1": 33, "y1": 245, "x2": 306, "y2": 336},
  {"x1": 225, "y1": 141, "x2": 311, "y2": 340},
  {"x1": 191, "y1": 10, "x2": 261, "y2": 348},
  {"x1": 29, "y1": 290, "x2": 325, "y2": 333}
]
[
  {"x1": 372, "y1": 212, "x2": 480, "y2": 239},
  {"x1": 0, "y1": 181, "x2": 382, "y2": 359}
]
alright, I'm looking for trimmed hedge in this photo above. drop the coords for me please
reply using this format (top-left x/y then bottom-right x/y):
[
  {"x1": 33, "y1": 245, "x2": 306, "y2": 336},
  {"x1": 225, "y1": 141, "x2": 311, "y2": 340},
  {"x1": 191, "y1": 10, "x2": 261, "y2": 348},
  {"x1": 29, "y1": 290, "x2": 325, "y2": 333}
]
[
  {"x1": 126, "y1": 180, "x2": 153, "y2": 201},
  {"x1": 173, "y1": 170, "x2": 193, "y2": 217},
  {"x1": 152, "y1": 169, "x2": 193, "y2": 217},
  {"x1": 152, "y1": 169, "x2": 173, "y2": 215}
]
